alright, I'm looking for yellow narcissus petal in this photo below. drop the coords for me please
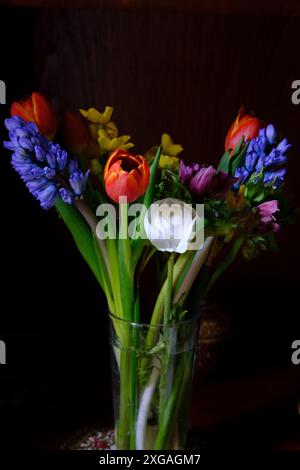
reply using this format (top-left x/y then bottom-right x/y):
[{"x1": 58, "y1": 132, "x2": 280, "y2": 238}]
[
  {"x1": 106, "y1": 121, "x2": 118, "y2": 139},
  {"x1": 98, "y1": 128, "x2": 134, "y2": 153},
  {"x1": 80, "y1": 106, "x2": 113, "y2": 125},
  {"x1": 161, "y1": 133, "x2": 183, "y2": 157},
  {"x1": 100, "y1": 106, "x2": 114, "y2": 124},
  {"x1": 159, "y1": 155, "x2": 180, "y2": 169},
  {"x1": 122, "y1": 142, "x2": 135, "y2": 151}
]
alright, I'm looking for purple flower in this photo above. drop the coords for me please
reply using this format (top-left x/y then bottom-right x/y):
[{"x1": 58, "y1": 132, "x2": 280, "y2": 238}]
[
  {"x1": 3, "y1": 116, "x2": 88, "y2": 210},
  {"x1": 256, "y1": 200, "x2": 280, "y2": 234},
  {"x1": 234, "y1": 125, "x2": 291, "y2": 190},
  {"x1": 190, "y1": 166, "x2": 216, "y2": 196},
  {"x1": 180, "y1": 161, "x2": 235, "y2": 199},
  {"x1": 59, "y1": 188, "x2": 75, "y2": 205},
  {"x1": 69, "y1": 169, "x2": 90, "y2": 196}
]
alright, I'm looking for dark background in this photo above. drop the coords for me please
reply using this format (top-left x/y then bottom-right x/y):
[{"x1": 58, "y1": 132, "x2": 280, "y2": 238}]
[{"x1": 0, "y1": 2, "x2": 300, "y2": 450}]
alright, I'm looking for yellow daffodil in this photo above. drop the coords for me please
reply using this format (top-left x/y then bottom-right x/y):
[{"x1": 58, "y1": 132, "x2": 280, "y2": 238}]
[
  {"x1": 80, "y1": 106, "x2": 134, "y2": 155},
  {"x1": 158, "y1": 154, "x2": 180, "y2": 169},
  {"x1": 158, "y1": 133, "x2": 183, "y2": 169},
  {"x1": 98, "y1": 128, "x2": 134, "y2": 153},
  {"x1": 105, "y1": 121, "x2": 118, "y2": 140},
  {"x1": 80, "y1": 106, "x2": 113, "y2": 125},
  {"x1": 161, "y1": 133, "x2": 183, "y2": 157}
]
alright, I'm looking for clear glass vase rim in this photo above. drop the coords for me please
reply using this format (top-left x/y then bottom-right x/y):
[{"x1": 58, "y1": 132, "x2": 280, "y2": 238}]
[{"x1": 108, "y1": 309, "x2": 201, "y2": 328}]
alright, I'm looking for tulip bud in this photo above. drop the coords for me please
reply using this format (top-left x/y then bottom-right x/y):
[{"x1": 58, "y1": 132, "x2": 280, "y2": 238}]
[
  {"x1": 180, "y1": 161, "x2": 235, "y2": 199},
  {"x1": 62, "y1": 111, "x2": 90, "y2": 155},
  {"x1": 143, "y1": 198, "x2": 198, "y2": 253},
  {"x1": 225, "y1": 107, "x2": 262, "y2": 154},
  {"x1": 11, "y1": 92, "x2": 57, "y2": 140},
  {"x1": 103, "y1": 149, "x2": 150, "y2": 203}
]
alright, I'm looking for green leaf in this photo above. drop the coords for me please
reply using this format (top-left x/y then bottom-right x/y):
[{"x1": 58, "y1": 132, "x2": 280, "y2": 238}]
[
  {"x1": 230, "y1": 136, "x2": 244, "y2": 160},
  {"x1": 131, "y1": 145, "x2": 162, "y2": 267},
  {"x1": 217, "y1": 149, "x2": 230, "y2": 173},
  {"x1": 230, "y1": 139, "x2": 249, "y2": 175},
  {"x1": 143, "y1": 145, "x2": 163, "y2": 208},
  {"x1": 55, "y1": 199, "x2": 103, "y2": 286},
  {"x1": 118, "y1": 202, "x2": 134, "y2": 321}
]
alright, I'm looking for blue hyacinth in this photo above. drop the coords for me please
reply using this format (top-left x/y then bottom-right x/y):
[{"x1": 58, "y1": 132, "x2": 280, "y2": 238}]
[
  {"x1": 3, "y1": 116, "x2": 89, "y2": 209},
  {"x1": 234, "y1": 124, "x2": 291, "y2": 190}
]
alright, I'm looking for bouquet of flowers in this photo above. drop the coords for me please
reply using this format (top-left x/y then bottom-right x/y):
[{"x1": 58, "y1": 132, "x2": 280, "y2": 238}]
[{"x1": 3, "y1": 93, "x2": 292, "y2": 450}]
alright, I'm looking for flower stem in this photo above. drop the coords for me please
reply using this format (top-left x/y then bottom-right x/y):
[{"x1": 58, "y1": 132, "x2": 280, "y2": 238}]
[
  {"x1": 164, "y1": 253, "x2": 175, "y2": 326},
  {"x1": 117, "y1": 344, "x2": 131, "y2": 449},
  {"x1": 154, "y1": 350, "x2": 192, "y2": 450},
  {"x1": 173, "y1": 236, "x2": 214, "y2": 305},
  {"x1": 136, "y1": 359, "x2": 161, "y2": 450},
  {"x1": 159, "y1": 253, "x2": 175, "y2": 422},
  {"x1": 129, "y1": 294, "x2": 140, "y2": 449},
  {"x1": 143, "y1": 252, "x2": 192, "y2": 353}
]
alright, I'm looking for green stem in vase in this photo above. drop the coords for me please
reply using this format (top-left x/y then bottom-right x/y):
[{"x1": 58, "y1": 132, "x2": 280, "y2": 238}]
[
  {"x1": 142, "y1": 252, "x2": 192, "y2": 361},
  {"x1": 118, "y1": 201, "x2": 134, "y2": 321},
  {"x1": 163, "y1": 253, "x2": 175, "y2": 326},
  {"x1": 154, "y1": 350, "x2": 193, "y2": 450},
  {"x1": 117, "y1": 345, "x2": 131, "y2": 449},
  {"x1": 116, "y1": 201, "x2": 134, "y2": 449},
  {"x1": 159, "y1": 253, "x2": 175, "y2": 422},
  {"x1": 129, "y1": 293, "x2": 140, "y2": 449}
]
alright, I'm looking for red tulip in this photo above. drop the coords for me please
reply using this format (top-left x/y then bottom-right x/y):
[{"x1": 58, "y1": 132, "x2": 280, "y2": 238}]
[
  {"x1": 11, "y1": 92, "x2": 57, "y2": 140},
  {"x1": 103, "y1": 149, "x2": 150, "y2": 203},
  {"x1": 63, "y1": 111, "x2": 90, "y2": 155},
  {"x1": 225, "y1": 107, "x2": 263, "y2": 154}
]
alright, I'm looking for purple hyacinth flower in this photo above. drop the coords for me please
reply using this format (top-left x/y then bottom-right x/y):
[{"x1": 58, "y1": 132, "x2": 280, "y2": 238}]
[
  {"x1": 68, "y1": 159, "x2": 79, "y2": 174},
  {"x1": 234, "y1": 124, "x2": 290, "y2": 190},
  {"x1": 277, "y1": 138, "x2": 291, "y2": 153},
  {"x1": 36, "y1": 184, "x2": 59, "y2": 210},
  {"x1": 59, "y1": 188, "x2": 75, "y2": 205},
  {"x1": 263, "y1": 167, "x2": 286, "y2": 188},
  {"x1": 4, "y1": 116, "x2": 24, "y2": 131},
  {"x1": 4, "y1": 116, "x2": 87, "y2": 210},
  {"x1": 234, "y1": 166, "x2": 249, "y2": 188},
  {"x1": 44, "y1": 167, "x2": 56, "y2": 179},
  {"x1": 69, "y1": 169, "x2": 89, "y2": 196},
  {"x1": 245, "y1": 152, "x2": 258, "y2": 172},
  {"x1": 265, "y1": 149, "x2": 287, "y2": 167},
  {"x1": 56, "y1": 149, "x2": 68, "y2": 172},
  {"x1": 19, "y1": 137, "x2": 34, "y2": 152},
  {"x1": 26, "y1": 177, "x2": 50, "y2": 194},
  {"x1": 266, "y1": 124, "x2": 277, "y2": 145},
  {"x1": 35, "y1": 145, "x2": 46, "y2": 162}
]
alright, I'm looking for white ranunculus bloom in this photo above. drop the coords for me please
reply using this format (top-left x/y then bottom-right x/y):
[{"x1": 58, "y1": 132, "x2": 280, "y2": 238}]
[{"x1": 143, "y1": 198, "x2": 198, "y2": 253}]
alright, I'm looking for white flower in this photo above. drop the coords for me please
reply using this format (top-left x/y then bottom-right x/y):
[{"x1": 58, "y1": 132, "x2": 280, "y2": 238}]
[{"x1": 143, "y1": 198, "x2": 198, "y2": 253}]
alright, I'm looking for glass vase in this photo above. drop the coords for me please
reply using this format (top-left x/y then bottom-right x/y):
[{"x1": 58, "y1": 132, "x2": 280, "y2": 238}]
[{"x1": 109, "y1": 312, "x2": 200, "y2": 450}]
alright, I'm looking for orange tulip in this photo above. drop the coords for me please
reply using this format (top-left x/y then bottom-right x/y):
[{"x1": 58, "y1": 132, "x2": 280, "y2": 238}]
[
  {"x1": 11, "y1": 92, "x2": 57, "y2": 140},
  {"x1": 225, "y1": 107, "x2": 262, "y2": 154},
  {"x1": 63, "y1": 111, "x2": 90, "y2": 155},
  {"x1": 103, "y1": 149, "x2": 150, "y2": 203}
]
